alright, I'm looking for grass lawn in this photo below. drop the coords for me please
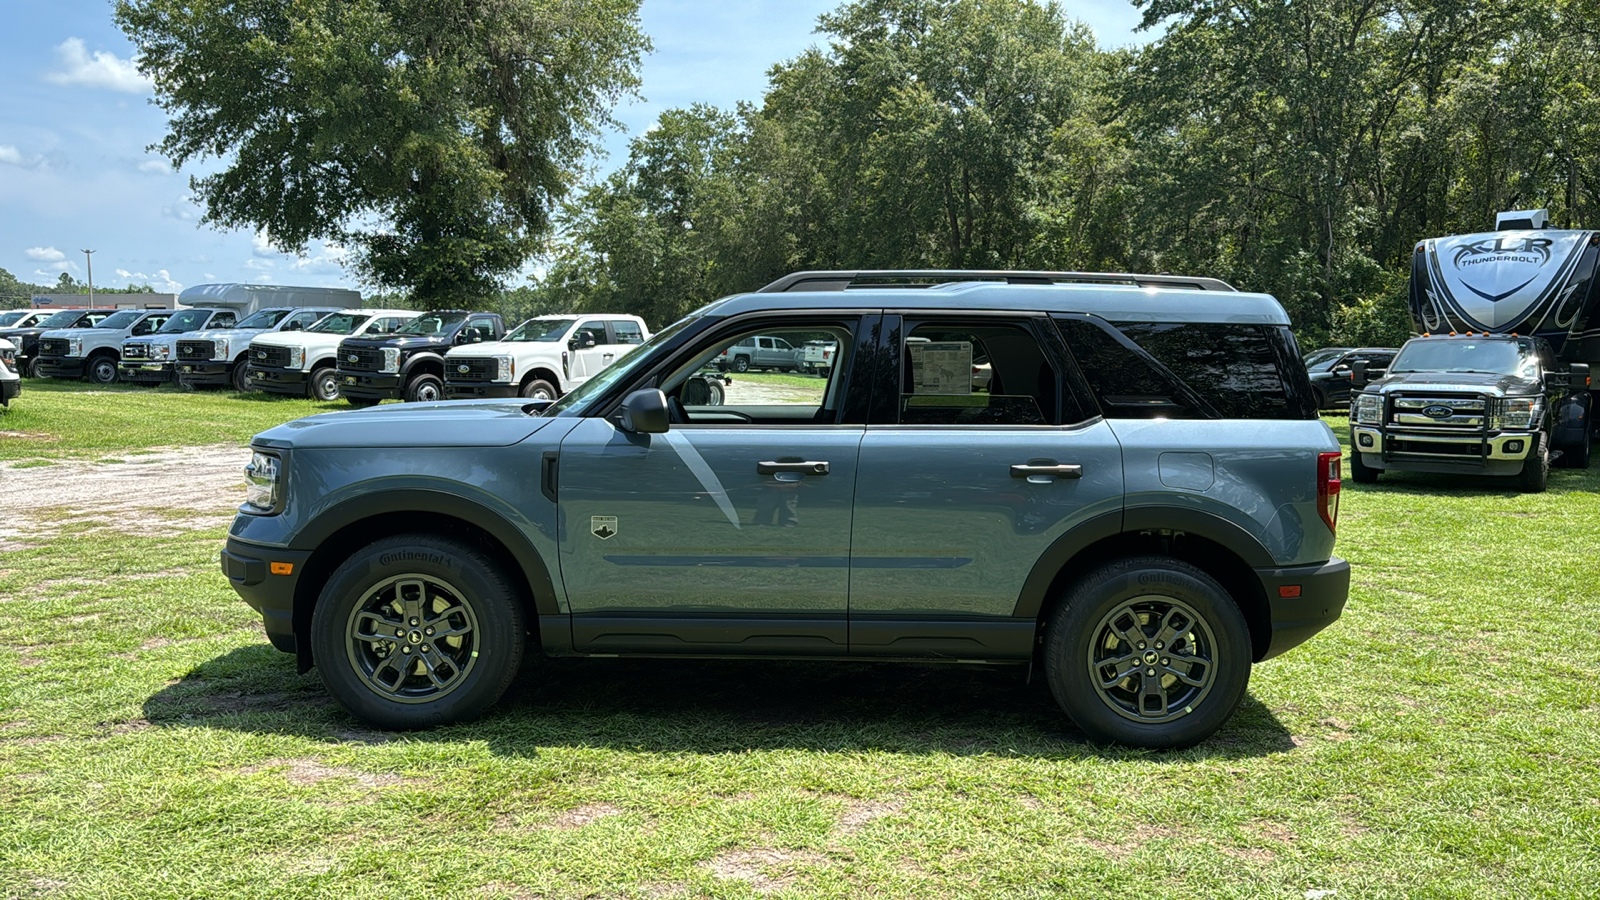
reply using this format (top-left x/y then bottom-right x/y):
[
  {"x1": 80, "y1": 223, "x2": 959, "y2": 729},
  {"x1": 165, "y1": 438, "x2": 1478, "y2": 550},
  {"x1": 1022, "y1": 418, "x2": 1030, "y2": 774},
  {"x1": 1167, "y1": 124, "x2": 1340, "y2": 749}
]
[{"x1": 2, "y1": 385, "x2": 1598, "y2": 898}]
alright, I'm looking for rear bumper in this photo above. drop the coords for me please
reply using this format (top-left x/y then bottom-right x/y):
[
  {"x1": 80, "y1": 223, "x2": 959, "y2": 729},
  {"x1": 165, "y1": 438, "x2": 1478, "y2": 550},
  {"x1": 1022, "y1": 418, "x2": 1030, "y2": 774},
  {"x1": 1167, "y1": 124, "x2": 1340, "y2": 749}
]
[
  {"x1": 445, "y1": 381, "x2": 518, "y2": 399},
  {"x1": 336, "y1": 369, "x2": 403, "y2": 400},
  {"x1": 118, "y1": 361, "x2": 175, "y2": 382},
  {"x1": 1255, "y1": 557, "x2": 1349, "y2": 661},
  {"x1": 36, "y1": 357, "x2": 87, "y2": 378},
  {"x1": 247, "y1": 365, "x2": 309, "y2": 395},
  {"x1": 221, "y1": 536, "x2": 312, "y2": 654},
  {"x1": 177, "y1": 362, "x2": 231, "y2": 385}
]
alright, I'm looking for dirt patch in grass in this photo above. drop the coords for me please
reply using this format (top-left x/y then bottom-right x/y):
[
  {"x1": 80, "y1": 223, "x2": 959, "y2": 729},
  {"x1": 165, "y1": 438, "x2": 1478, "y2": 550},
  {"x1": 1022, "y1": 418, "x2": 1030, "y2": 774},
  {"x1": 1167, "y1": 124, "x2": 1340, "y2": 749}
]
[
  {"x1": 836, "y1": 797, "x2": 906, "y2": 835},
  {"x1": 548, "y1": 801, "x2": 624, "y2": 829},
  {"x1": 702, "y1": 848, "x2": 828, "y2": 893},
  {"x1": 242, "y1": 757, "x2": 405, "y2": 789}
]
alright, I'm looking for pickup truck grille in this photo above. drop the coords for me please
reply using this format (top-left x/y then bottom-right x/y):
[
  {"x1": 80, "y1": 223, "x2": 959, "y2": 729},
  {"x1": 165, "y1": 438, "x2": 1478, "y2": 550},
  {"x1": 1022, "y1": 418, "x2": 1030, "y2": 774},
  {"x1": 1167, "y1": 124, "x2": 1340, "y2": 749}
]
[
  {"x1": 122, "y1": 343, "x2": 152, "y2": 360},
  {"x1": 340, "y1": 347, "x2": 387, "y2": 372},
  {"x1": 1390, "y1": 396, "x2": 1486, "y2": 429},
  {"x1": 447, "y1": 358, "x2": 499, "y2": 382},
  {"x1": 38, "y1": 338, "x2": 69, "y2": 357},
  {"x1": 250, "y1": 345, "x2": 291, "y2": 368},
  {"x1": 178, "y1": 340, "x2": 216, "y2": 361}
]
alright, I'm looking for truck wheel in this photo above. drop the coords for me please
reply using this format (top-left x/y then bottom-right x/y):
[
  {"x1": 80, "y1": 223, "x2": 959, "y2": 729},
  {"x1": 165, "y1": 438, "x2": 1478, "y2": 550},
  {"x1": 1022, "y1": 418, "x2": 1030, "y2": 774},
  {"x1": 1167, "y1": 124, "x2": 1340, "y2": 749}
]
[
  {"x1": 87, "y1": 354, "x2": 119, "y2": 385},
  {"x1": 309, "y1": 366, "x2": 340, "y2": 401},
  {"x1": 310, "y1": 533, "x2": 526, "y2": 729},
  {"x1": 1516, "y1": 435, "x2": 1549, "y2": 493},
  {"x1": 1311, "y1": 387, "x2": 1327, "y2": 410},
  {"x1": 1043, "y1": 556, "x2": 1251, "y2": 749},
  {"x1": 1558, "y1": 425, "x2": 1591, "y2": 469},
  {"x1": 733, "y1": 356, "x2": 750, "y2": 373},
  {"x1": 706, "y1": 379, "x2": 725, "y2": 406},
  {"x1": 1349, "y1": 449, "x2": 1379, "y2": 484},
  {"x1": 230, "y1": 360, "x2": 251, "y2": 393},
  {"x1": 21, "y1": 358, "x2": 39, "y2": 379},
  {"x1": 519, "y1": 378, "x2": 558, "y2": 401},
  {"x1": 405, "y1": 374, "x2": 444, "y2": 403}
]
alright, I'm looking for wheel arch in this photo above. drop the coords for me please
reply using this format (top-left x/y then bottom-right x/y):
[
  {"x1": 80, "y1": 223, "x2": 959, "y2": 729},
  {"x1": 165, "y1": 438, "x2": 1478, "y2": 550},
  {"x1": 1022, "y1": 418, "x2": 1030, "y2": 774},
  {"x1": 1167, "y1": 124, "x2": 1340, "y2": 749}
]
[
  {"x1": 287, "y1": 491, "x2": 561, "y2": 671},
  {"x1": 400, "y1": 353, "x2": 445, "y2": 378},
  {"x1": 520, "y1": 367, "x2": 563, "y2": 393},
  {"x1": 1015, "y1": 509, "x2": 1275, "y2": 662}
]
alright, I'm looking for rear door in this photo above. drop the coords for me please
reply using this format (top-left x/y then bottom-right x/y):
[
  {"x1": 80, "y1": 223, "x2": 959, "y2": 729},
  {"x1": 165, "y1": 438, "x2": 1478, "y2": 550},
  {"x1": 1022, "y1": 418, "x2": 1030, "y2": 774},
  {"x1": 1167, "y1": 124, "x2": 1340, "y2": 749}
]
[{"x1": 848, "y1": 312, "x2": 1124, "y2": 658}]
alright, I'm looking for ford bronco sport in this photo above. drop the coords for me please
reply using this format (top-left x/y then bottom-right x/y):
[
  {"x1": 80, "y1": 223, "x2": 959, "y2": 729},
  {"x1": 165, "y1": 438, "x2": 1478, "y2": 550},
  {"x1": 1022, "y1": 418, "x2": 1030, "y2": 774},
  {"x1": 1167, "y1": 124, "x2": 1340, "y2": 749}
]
[{"x1": 222, "y1": 270, "x2": 1349, "y2": 749}]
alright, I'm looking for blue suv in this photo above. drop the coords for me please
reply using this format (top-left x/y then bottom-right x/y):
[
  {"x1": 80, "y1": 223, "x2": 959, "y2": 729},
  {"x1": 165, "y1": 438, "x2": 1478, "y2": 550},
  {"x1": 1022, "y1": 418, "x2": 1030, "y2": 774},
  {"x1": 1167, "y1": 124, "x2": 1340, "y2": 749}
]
[{"x1": 221, "y1": 270, "x2": 1349, "y2": 749}]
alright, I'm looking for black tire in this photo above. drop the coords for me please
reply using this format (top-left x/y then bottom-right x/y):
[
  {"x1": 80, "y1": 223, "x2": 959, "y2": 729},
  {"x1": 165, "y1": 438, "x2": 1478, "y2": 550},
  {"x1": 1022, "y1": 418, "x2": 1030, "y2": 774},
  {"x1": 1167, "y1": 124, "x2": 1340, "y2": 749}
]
[
  {"x1": 86, "y1": 354, "x2": 119, "y2": 385},
  {"x1": 309, "y1": 365, "x2": 340, "y2": 401},
  {"x1": 733, "y1": 356, "x2": 750, "y2": 373},
  {"x1": 519, "y1": 378, "x2": 558, "y2": 401},
  {"x1": 310, "y1": 533, "x2": 526, "y2": 729},
  {"x1": 706, "y1": 380, "x2": 725, "y2": 406},
  {"x1": 780, "y1": 366, "x2": 794, "y2": 374},
  {"x1": 1557, "y1": 423, "x2": 1591, "y2": 469},
  {"x1": 1349, "y1": 449, "x2": 1379, "y2": 484},
  {"x1": 1516, "y1": 434, "x2": 1549, "y2": 493},
  {"x1": 230, "y1": 359, "x2": 251, "y2": 393},
  {"x1": 21, "y1": 357, "x2": 39, "y2": 379},
  {"x1": 1043, "y1": 556, "x2": 1252, "y2": 749},
  {"x1": 404, "y1": 373, "x2": 444, "y2": 403},
  {"x1": 1311, "y1": 386, "x2": 1328, "y2": 411}
]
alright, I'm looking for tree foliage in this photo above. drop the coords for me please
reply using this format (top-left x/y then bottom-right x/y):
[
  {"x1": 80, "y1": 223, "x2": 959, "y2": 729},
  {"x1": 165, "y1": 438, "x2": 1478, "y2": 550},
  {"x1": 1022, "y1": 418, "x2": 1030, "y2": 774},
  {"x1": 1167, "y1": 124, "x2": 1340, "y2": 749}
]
[{"x1": 117, "y1": 0, "x2": 649, "y2": 307}]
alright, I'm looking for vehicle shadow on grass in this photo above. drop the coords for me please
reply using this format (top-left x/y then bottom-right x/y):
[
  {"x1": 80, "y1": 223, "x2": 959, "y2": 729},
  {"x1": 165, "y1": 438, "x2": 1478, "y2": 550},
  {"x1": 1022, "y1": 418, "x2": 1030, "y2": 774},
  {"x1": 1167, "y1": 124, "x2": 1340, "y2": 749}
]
[{"x1": 142, "y1": 645, "x2": 1296, "y2": 761}]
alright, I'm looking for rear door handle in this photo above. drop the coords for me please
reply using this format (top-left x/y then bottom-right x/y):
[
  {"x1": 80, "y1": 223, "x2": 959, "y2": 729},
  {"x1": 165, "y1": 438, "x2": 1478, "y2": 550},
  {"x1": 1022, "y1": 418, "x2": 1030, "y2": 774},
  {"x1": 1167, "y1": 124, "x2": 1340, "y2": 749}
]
[
  {"x1": 758, "y1": 460, "x2": 829, "y2": 476},
  {"x1": 1010, "y1": 463, "x2": 1082, "y2": 479}
]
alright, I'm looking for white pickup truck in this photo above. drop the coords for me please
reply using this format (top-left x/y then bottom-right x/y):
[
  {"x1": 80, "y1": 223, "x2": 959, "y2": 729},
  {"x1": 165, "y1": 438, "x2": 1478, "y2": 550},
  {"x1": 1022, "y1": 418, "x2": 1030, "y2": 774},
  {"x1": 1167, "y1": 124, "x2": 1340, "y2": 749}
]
[
  {"x1": 0, "y1": 338, "x2": 20, "y2": 406},
  {"x1": 443, "y1": 313, "x2": 650, "y2": 401},
  {"x1": 245, "y1": 309, "x2": 420, "y2": 401},
  {"x1": 36, "y1": 308, "x2": 176, "y2": 384}
]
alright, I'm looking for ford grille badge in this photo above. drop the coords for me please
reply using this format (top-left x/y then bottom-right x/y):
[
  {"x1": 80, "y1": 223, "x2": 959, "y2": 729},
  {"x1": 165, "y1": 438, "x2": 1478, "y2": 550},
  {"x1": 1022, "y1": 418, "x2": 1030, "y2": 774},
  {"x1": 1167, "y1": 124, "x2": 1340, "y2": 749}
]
[{"x1": 1423, "y1": 405, "x2": 1453, "y2": 419}]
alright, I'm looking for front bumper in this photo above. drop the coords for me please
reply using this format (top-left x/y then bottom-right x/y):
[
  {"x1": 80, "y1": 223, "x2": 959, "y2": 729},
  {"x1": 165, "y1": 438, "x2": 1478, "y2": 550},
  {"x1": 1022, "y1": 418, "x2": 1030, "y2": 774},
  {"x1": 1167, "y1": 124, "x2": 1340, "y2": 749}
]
[
  {"x1": 221, "y1": 536, "x2": 313, "y2": 654},
  {"x1": 36, "y1": 357, "x2": 86, "y2": 379},
  {"x1": 118, "y1": 361, "x2": 175, "y2": 383},
  {"x1": 1350, "y1": 426, "x2": 1534, "y2": 476},
  {"x1": 445, "y1": 381, "x2": 518, "y2": 399},
  {"x1": 247, "y1": 364, "x2": 310, "y2": 395},
  {"x1": 0, "y1": 378, "x2": 19, "y2": 406},
  {"x1": 1255, "y1": 557, "x2": 1350, "y2": 661},
  {"x1": 177, "y1": 361, "x2": 231, "y2": 385},
  {"x1": 336, "y1": 369, "x2": 403, "y2": 400}
]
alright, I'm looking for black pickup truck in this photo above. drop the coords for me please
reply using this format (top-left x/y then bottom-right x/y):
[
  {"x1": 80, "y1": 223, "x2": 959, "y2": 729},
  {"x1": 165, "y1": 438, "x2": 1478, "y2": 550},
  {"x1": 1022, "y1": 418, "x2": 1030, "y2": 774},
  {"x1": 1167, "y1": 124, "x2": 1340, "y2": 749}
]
[{"x1": 334, "y1": 311, "x2": 505, "y2": 405}]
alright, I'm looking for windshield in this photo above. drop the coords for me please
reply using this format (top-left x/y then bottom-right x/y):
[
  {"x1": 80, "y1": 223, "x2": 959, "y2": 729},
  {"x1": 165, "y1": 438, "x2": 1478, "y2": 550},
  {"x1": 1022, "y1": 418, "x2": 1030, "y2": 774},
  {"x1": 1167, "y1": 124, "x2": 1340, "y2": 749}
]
[
  {"x1": 1390, "y1": 340, "x2": 1535, "y2": 377},
  {"x1": 505, "y1": 317, "x2": 578, "y2": 342},
  {"x1": 236, "y1": 309, "x2": 290, "y2": 329},
  {"x1": 158, "y1": 309, "x2": 217, "y2": 333},
  {"x1": 307, "y1": 313, "x2": 371, "y2": 335},
  {"x1": 1304, "y1": 348, "x2": 1348, "y2": 370},
  {"x1": 97, "y1": 311, "x2": 145, "y2": 330},
  {"x1": 38, "y1": 310, "x2": 85, "y2": 328},
  {"x1": 0, "y1": 311, "x2": 34, "y2": 327},
  {"x1": 547, "y1": 314, "x2": 701, "y2": 416},
  {"x1": 394, "y1": 312, "x2": 470, "y2": 336}
]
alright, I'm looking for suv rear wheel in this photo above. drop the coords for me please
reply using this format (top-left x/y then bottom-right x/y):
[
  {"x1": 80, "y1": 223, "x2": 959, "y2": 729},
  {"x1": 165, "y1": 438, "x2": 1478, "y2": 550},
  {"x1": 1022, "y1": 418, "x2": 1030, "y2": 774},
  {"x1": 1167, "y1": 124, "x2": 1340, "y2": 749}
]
[
  {"x1": 1044, "y1": 556, "x2": 1251, "y2": 749},
  {"x1": 310, "y1": 533, "x2": 525, "y2": 729}
]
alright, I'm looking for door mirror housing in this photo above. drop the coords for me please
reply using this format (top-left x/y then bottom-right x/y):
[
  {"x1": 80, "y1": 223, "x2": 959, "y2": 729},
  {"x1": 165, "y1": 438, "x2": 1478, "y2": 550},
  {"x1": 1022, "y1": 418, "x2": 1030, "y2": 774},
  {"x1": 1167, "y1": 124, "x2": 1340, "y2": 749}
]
[
  {"x1": 1570, "y1": 362, "x2": 1591, "y2": 389},
  {"x1": 571, "y1": 332, "x2": 598, "y2": 350},
  {"x1": 1350, "y1": 360, "x2": 1369, "y2": 387},
  {"x1": 619, "y1": 389, "x2": 670, "y2": 434}
]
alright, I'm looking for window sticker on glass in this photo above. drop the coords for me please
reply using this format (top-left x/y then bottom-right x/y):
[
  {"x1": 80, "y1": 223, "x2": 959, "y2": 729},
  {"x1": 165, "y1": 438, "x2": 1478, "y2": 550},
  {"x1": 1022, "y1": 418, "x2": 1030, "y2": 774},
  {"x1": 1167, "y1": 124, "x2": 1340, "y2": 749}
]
[{"x1": 908, "y1": 341, "x2": 974, "y2": 394}]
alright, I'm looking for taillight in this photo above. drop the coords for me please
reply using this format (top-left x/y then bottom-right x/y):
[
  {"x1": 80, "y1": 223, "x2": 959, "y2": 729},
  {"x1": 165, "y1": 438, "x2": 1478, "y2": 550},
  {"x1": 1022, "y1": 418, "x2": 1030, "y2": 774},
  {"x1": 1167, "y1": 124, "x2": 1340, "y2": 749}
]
[{"x1": 1317, "y1": 451, "x2": 1342, "y2": 534}]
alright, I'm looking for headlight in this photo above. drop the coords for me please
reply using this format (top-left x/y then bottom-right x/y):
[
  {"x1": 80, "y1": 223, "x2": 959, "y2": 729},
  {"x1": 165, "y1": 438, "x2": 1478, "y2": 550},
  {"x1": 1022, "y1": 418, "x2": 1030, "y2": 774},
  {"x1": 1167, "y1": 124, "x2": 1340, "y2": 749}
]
[
  {"x1": 1494, "y1": 397, "x2": 1542, "y2": 430},
  {"x1": 381, "y1": 347, "x2": 401, "y2": 373},
  {"x1": 287, "y1": 347, "x2": 305, "y2": 369},
  {"x1": 67, "y1": 337, "x2": 83, "y2": 356},
  {"x1": 214, "y1": 339, "x2": 229, "y2": 359},
  {"x1": 244, "y1": 450, "x2": 282, "y2": 512},
  {"x1": 1354, "y1": 394, "x2": 1381, "y2": 424},
  {"x1": 155, "y1": 345, "x2": 171, "y2": 359},
  {"x1": 494, "y1": 355, "x2": 514, "y2": 382}
]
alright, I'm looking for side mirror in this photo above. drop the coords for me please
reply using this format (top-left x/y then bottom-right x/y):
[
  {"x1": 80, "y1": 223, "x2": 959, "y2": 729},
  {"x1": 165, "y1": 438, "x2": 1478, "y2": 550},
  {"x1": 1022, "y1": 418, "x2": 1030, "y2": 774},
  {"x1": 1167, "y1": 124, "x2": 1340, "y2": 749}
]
[
  {"x1": 1570, "y1": 362, "x2": 1591, "y2": 389},
  {"x1": 571, "y1": 332, "x2": 598, "y2": 350},
  {"x1": 618, "y1": 389, "x2": 669, "y2": 434},
  {"x1": 1350, "y1": 360, "x2": 1369, "y2": 388}
]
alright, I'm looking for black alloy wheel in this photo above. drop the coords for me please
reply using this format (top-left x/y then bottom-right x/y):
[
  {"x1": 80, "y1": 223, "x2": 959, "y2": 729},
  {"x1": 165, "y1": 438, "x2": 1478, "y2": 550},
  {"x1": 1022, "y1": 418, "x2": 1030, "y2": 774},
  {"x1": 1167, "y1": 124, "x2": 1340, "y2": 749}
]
[
  {"x1": 310, "y1": 534, "x2": 525, "y2": 728},
  {"x1": 1044, "y1": 556, "x2": 1251, "y2": 749}
]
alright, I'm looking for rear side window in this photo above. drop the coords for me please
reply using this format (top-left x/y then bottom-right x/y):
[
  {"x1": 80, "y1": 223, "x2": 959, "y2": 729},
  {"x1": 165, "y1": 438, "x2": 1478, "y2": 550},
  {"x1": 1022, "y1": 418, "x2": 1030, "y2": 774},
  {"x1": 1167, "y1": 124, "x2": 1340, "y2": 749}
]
[
  {"x1": 611, "y1": 320, "x2": 644, "y2": 344},
  {"x1": 1057, "y1": 318, "x2": 1311, "y2": 420}
]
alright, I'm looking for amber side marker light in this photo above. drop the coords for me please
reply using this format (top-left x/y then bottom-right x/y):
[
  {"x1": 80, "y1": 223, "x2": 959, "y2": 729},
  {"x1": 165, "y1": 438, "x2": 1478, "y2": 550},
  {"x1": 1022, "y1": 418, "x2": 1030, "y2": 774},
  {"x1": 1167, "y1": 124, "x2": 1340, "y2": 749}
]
[
  {"x1": 270, "y1": 562, "x2": 295, "y2": 576},
  {"x1": 1279, "y1": 585, "x2": 1303, "y2": 599}
]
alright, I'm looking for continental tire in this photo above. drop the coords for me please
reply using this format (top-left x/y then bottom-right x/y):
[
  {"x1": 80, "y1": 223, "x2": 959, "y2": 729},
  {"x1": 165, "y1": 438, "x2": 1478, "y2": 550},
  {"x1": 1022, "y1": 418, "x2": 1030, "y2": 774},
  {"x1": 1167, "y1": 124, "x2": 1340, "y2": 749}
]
[
  {"x1": 310, "y1": 533, "x2": 525, "y2": 729},
  {"x1": 1044, "y1": 556, "x2": 1251, "y2": 749}
]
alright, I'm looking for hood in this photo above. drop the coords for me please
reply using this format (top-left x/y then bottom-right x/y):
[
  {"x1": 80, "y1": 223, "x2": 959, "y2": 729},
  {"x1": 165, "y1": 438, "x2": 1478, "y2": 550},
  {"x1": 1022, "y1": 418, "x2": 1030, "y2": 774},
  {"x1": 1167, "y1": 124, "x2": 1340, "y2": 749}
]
[
  {"x1": 339, "y1": 334, "x2": 448, "y2": 351},
  {"x1": 1366, "y1": 370, "x2": 1542, "y2": 397},
  {"x1": 41, "y1": 327, "x2": 129, "y2": 341},
  {"x1": 125, "y1": 333, "x2": 184, "y2": 348},
  {"x1": 250, "y1": 331, "x2": 338, "y2": 349},
  {"x1": 447, "y1": 340, "x2": 521, "y2": 358},
  {"x1": 253, "y1": 399, "x2": 555, "y2": 449},
  {"x1": 187, "y1": 327, "x2": 260, "y2": 342}
]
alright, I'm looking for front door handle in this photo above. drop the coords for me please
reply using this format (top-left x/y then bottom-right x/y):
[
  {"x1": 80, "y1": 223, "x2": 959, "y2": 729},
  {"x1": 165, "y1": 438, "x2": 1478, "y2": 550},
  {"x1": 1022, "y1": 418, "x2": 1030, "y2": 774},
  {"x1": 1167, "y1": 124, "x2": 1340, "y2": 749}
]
[
  {"x1": 1010, "y1": 463, "x2": 1082, "y2": 479},
  {"x1": 757, "y1": 460, "x2": 829, "y2": 476}
]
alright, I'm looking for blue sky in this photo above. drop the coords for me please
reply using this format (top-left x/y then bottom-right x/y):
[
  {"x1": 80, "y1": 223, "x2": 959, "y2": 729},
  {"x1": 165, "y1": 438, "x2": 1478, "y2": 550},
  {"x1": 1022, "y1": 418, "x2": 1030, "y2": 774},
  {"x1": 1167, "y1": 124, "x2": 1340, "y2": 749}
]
[{"x1": 0, "y1": 0, "x2": 1148, "y2": 297}]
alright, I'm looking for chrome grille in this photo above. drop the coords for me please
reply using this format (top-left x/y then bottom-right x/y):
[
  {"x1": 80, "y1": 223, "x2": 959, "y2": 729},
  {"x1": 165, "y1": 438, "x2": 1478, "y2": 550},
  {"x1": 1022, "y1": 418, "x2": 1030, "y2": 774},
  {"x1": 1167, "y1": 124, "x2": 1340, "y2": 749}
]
[
  {"x1": 178, "y1": 340, "x2": 215, "y2": 361},
  {"x1": 1390, "y1": 396, "x2": 1486, "y2": 429},
  {"x1": 447, "y1": 357, "x2": 499, "y2": 382},
  {"x1": 122, "y1": 343, "x2": 151, "y2": 360},
  {"x1": 38, "y1": 338, "x2": 69, "y2": 357}
]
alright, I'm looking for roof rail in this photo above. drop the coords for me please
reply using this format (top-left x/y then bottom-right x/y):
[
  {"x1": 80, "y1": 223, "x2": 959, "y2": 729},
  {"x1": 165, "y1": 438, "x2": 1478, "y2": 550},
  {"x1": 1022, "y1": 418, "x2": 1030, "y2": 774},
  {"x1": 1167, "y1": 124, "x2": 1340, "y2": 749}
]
[{"x1": 756, "y1": 269, "x2": 1238, "y2": 293}]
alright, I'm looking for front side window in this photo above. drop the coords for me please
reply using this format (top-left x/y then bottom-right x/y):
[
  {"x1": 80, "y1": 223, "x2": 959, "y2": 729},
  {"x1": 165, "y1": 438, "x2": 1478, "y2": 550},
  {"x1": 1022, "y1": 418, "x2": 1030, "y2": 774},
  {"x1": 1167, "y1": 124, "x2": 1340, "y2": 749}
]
[
  {"x1": 506, "y1": 317, "x2": 577, "y2": 342},
  {"x1": 158, "y1": 309, "x2": 217, "y2": 333},
  {"x1": 395, "y1": 312, "x2": 469, "y2": 336},
  {"x1": 572, "y1": 322, "x2": 608, "y2": 347},
  {"x1": 661, "y1": 321, "x2": 857, "y2": 424},
  {"x1": 464, "y1": 318, "x2": 498, "y2": 341},
  {"x1": 97, "y1": 311, "x2": 145, "y2": 331},
  {"x1": 548, "y1": 314, "x2": 703, "y2": 416},
  {"x1": 895, "y1": 320, "x2": 1058, "y2": 426}
]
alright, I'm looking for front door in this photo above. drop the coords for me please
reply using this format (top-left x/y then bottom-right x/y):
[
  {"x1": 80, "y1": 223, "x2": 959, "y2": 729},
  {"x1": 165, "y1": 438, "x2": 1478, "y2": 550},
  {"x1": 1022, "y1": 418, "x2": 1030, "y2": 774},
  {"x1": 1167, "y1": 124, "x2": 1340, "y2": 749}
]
[{"x1": 556, "y1": 314, "x2": 876, "y2": 655}]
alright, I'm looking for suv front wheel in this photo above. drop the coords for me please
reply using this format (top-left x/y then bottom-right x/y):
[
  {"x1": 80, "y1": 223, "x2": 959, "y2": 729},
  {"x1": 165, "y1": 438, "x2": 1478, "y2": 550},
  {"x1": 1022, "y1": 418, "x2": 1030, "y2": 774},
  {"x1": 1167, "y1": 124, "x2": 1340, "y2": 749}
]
[
  {"x1": 310, "y1": 534, "x2": 526, "y2": 729},
  {"x1": 1044, "y1": 556, "x2": 1251, "y2": 749}
]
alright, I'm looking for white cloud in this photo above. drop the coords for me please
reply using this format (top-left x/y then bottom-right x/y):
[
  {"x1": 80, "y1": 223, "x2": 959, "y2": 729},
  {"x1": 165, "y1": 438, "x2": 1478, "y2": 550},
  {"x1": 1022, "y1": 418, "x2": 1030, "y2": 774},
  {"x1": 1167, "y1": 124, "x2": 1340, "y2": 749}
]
[
  {"x1": 0, "y1": 145, "x2": 44, "y2": 169},
  {"x1": 251, "y1": 230, "x2": 278, "y2": 257},
  {"x1": 45, "y1": 38, "x2": 153, "y2": 94},
  {"x1": 137, "y1": 159, "x2": 171, "y2": 175},
  {"x1": 114, "y1": 268, "x2": 183, "y2": 292},
  {"x1": 25, "y1": 247, "x2": 66, "y2": 262}
]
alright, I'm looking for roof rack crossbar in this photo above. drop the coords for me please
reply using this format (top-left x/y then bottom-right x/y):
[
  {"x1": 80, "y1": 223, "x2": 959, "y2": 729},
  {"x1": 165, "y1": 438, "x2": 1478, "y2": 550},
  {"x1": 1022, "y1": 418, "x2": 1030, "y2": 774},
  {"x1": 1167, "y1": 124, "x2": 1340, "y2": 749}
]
[{"x1": 756, "y1": 270, "x2": 1237, "y2": 293}]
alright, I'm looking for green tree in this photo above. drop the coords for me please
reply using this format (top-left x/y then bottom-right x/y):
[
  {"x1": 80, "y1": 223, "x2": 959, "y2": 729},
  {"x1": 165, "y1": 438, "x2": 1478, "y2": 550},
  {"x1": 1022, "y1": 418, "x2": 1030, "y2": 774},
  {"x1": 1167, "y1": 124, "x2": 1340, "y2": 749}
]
[{"x1": 117, "y1": 0, "x2": 650, "y2": 307}]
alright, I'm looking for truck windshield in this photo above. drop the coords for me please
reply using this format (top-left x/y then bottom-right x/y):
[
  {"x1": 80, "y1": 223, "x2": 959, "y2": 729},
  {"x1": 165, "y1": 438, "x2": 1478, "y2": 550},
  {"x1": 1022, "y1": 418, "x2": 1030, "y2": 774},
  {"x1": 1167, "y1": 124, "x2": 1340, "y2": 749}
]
[
  {"x1": 546, "y1": 314, "x2": 700, "y2": 417},
  {"x1": 1304, "y1": 348, "x2": 1348, "y2": 370},
  {"x1": 157, "y1": 309, "x2": 217, "y2": 333},
  {"x1": 0, "y1": 311, "x2": 34, "y2": 327},
  {"x1": 96, "y1": 311, "x2": 145, "y2": 331},
  {"x1": 505, "y1": 317, "x2": 578, "y2": 342},
  {"x1": 37, "y1": 310, "x2": 86, "y2": 328},
  {"x1": 394, "y1": 312, "x2": 470, "y2": 335},
  {"x1": 235, "y1": 309, "x2": 290, "y2": 329},
  {"x1": 1390, "y1": 340, "x2": 1536, "y2": 376},
  {"x1": 307, "y1": 313, "x2": 371, "y2": 335}
]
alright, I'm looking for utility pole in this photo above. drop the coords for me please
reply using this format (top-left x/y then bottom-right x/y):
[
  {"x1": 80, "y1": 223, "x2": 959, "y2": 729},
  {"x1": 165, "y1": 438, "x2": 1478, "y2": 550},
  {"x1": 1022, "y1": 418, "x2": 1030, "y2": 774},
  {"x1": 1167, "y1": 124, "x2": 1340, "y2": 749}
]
[{"x1": 81, "y1": 249, "x2": 96, "y2": 306}]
